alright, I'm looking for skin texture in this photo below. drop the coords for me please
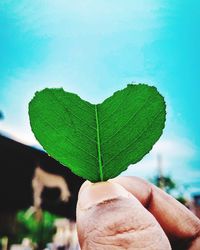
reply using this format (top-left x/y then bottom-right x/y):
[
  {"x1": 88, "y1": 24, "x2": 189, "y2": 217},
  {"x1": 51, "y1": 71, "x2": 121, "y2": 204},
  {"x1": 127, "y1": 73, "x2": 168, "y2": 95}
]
[{"x1": 76, "y1": 177, "x2": 200, "y2": 250}]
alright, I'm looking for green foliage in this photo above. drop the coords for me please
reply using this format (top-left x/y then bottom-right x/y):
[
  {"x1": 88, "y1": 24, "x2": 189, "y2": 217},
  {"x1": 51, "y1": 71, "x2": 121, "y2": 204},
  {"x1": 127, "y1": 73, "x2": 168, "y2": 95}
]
[
  {"x1": 17, "y1": 210, "x2": 58, "y2": 248},
  {"x1": 29, "y1": 84, "x2": 166, "y2": 182}
]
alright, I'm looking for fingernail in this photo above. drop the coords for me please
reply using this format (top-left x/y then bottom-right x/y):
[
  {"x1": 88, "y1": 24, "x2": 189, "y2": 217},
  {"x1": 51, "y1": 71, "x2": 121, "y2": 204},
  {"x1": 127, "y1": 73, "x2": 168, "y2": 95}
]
[{"x1": 78, "y1": 181, "x2": 131, "y2": 210}]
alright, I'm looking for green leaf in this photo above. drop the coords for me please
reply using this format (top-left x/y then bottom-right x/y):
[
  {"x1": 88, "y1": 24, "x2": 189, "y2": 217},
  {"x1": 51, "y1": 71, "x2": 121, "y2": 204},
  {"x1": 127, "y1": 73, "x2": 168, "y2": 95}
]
[{"x1": 29, "y1": 84, "x2": 166, "y2": 182}]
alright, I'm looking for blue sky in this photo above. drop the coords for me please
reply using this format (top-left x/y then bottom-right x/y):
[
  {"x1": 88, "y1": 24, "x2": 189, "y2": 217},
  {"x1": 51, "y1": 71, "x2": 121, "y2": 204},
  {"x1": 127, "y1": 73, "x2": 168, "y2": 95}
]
[{"x1": 0, "y1": 1, "x2": 199, "y2": 193}]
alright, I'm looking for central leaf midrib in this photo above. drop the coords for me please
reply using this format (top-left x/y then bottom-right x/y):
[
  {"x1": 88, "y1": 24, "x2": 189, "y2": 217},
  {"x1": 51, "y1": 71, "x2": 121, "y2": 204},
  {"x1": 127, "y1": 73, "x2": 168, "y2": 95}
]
[{"x1": 95, "y1": 105, "x2": 104, "y2": 181}]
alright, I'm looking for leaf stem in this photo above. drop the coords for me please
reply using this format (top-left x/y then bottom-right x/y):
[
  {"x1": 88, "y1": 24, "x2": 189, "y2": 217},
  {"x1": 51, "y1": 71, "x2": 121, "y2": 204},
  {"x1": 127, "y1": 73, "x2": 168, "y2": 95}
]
[{"x1": 95, "y1": 105, "x2": 104, "y2": 181}]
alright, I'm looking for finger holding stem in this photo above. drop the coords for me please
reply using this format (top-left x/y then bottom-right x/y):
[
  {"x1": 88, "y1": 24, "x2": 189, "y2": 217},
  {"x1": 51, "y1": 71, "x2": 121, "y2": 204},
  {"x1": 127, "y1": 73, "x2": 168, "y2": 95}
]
[{"x1": 77, "y1": 181, "x2": 171, "y2": 250}]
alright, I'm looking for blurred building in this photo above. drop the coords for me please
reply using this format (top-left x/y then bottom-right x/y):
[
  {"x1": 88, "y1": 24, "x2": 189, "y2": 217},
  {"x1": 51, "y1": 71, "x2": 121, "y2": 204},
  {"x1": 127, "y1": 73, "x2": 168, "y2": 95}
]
[{"x1": 0, "y1": 133, "x2": 85, "y2": 248}]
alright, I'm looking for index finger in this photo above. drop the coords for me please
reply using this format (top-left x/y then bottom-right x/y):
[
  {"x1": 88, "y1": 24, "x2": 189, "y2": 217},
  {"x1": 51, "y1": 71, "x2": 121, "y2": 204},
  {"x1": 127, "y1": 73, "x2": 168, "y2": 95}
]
[{"x1": 111, "y1": 176, "x2": 200, "y2": 249}]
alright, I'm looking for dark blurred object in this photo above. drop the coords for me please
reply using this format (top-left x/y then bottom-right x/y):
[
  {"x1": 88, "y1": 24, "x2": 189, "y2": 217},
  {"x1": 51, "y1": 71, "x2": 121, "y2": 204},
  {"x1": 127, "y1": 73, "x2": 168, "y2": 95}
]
[
  {"x1": 189, "y1": 194, "x2": 200, "y2": 219},
  {"x1": 0, "y1": 111, "x2": 4, "y2": 120},
  {"x1": 0, "y1": 134, "x2": 84, "y2": 220}
]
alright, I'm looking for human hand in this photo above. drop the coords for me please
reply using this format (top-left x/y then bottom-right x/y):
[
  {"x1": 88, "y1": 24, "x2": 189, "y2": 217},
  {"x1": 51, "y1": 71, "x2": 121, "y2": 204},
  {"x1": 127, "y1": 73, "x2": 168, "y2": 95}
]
[{"x1": 76, "y1": 177, "x2": 200, "y2": 250}]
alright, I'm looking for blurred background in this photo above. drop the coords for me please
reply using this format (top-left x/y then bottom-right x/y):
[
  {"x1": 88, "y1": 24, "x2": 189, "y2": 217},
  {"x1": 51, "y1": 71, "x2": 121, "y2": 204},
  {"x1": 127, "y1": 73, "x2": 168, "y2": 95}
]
[{"x1": 0, "y1": 1, "x2": 199, "y2": 249}]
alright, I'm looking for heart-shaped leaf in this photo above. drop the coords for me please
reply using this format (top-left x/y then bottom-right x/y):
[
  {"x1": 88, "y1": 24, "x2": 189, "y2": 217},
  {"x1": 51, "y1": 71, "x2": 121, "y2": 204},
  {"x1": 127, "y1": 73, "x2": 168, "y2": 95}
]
[{"x1": 29, "y1": 84, "x2": 166, "y2": 182}]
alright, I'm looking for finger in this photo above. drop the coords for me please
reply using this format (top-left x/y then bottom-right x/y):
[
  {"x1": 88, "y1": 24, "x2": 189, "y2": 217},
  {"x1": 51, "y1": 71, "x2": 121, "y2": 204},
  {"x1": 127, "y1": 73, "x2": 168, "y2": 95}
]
[
  {"x1": 111, "y1": 176, "x2": 200, "y2": 248},
  {"x1": 77, "y1": 181, "x2": 171, "y2": 250}
]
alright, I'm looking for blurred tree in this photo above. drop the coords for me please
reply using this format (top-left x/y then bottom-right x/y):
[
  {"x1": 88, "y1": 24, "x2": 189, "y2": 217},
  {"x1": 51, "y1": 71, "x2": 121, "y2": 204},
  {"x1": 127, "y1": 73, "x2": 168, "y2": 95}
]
[
  {"x1": 152, "y1": 175, "x2": 176, "y2": 193},
  {"x1": 151, "y1": 154, "x2": 188, "y2": 206},
  {"x1": 151, "y1": 175, "x2": 187, "y2": 205}
]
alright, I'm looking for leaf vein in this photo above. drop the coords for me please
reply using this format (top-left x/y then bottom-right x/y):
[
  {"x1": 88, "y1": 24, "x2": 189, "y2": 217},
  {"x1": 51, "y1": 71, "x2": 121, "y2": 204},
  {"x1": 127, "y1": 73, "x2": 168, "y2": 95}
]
[
  {"x1": 35, "y1": 112, "x2": 98, "y2": 161},
  {"x1": 49, "y1": 90, "x2": 96, "y2": 131},
  {"x1": 102, "y1": 94, "x2": 152, "y2": 146},
  {"x1": 95, "y1": 105, "x2": 104, "y2": 181},
  {"x1": 100, "y1": 90, "x2": 128, "y2": 125},
  {"x1": 105, "y1": 109, "x2": 164, "y2": 167}
]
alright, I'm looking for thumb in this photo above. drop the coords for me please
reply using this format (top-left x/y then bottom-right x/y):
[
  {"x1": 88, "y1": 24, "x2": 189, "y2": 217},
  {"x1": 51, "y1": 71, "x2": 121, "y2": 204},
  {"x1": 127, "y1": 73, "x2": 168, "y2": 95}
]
[{"x1": 76, "y1": 181, "x2": 171, "y2": 250}]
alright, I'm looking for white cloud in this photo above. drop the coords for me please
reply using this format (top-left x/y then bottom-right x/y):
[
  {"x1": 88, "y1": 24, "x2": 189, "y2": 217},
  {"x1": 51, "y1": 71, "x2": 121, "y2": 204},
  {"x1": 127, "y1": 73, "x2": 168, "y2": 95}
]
[
  {"x1": 10, "y1": 0, "x2": 164, "y2": 37},
  {"x1": 0, "y1": 123, "x2": 39, "y2": 147},
  {"x1": 124, "y1": 136, "x2": 197, "y2": 181}
]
